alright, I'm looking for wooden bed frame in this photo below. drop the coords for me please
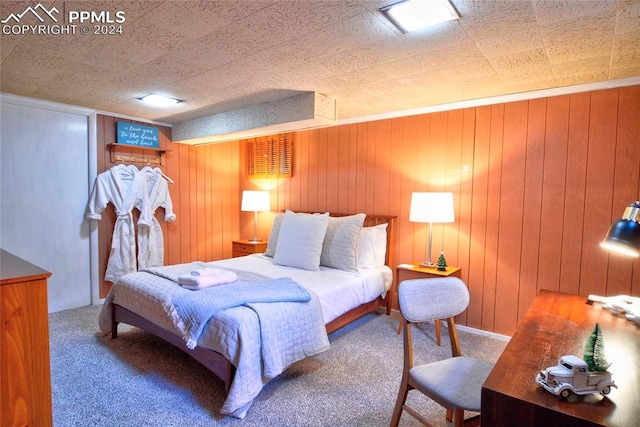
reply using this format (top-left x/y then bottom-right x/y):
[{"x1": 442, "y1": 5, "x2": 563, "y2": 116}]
[{"x1": 111, "y1": 213, "x2": 397, "y2": 394}]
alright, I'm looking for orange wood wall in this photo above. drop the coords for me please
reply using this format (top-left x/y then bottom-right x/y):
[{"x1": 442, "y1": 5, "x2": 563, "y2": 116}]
[
  {"x1": 242, "y1": 85, "x2": 640, "y2": 336},
  {"x1": 97, "y1": 85, "x2": 639, "y2": 336}
]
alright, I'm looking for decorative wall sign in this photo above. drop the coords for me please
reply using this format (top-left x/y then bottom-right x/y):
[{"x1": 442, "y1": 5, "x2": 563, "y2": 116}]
[{"x1": 116, "y1": 121, "x2": 160, "y2": 148}]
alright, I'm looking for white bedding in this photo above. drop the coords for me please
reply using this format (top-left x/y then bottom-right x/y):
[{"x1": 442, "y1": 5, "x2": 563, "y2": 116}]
[
  {"x1": 98, "y1": 254, "x2": 392, "y2": 419},
  {"x1": 212, "y1": 254, "x2": 393, "y2": 324}
]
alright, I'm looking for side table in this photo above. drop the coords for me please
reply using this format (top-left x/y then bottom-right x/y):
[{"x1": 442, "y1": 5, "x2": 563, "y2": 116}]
[
  {"x1": 395, "y1": 263, "x2": 462, "y2": 345},
  {"x1": 232, "y1": 239, "x2": 268, "y2": 258}
]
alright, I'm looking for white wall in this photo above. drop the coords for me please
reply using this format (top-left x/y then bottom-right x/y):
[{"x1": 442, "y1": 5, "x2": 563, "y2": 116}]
[{"x1": 1, "y1": 95, "x2": 95, "y2": 312}]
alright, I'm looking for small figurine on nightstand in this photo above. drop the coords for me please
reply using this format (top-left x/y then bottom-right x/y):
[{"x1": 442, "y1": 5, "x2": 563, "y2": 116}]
[
  {"x1": 535, "y1": 323, "x2": 616, "y2": 399},
  {"x1": 436, "y1": 251, "x2": 447, "y2": 271}
]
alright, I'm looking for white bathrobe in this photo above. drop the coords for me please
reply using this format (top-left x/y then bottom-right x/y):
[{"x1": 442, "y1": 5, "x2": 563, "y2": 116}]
[
  {"x1": 136, "y1": 166, "x2": 176, "y2": 269},
  {"x1": 87, "y1": 164, "x2": 143, "y2": 282}
]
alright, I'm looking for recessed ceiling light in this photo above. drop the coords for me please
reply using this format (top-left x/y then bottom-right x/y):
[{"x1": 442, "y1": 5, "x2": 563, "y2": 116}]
[
  {"x1": 380, "y1": 0, "x2": 460, "y2": 33},
  {"x1": 138, "y1": 93, "x2": 182, "y2": 107}
]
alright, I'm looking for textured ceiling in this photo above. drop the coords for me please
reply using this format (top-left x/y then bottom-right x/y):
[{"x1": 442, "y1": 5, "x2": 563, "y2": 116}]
[{"x1": 1, "y1": 0, "x2": 639, "y2": 125}]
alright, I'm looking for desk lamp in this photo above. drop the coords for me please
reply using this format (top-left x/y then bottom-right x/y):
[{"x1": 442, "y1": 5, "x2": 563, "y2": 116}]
[{"x1": 600, "y1": 201, "x2": 640, "y2": 257}]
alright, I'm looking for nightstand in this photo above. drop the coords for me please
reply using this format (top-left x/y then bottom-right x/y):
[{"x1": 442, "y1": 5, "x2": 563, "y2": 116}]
[
  {"x1": 232, "y1": 239, "x2": 268, "y2": 258},
  {"x1": 395, "y1": 263, "x2": 462, "y2": 345}
]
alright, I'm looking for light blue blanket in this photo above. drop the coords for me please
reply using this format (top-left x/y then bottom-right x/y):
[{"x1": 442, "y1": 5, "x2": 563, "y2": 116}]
[
  {"x1": 169, "y1": 277, "x2": 311, "y2": 349},
  {"x1": 103, "y1": 262, "x2": 330, "y2": 419}
]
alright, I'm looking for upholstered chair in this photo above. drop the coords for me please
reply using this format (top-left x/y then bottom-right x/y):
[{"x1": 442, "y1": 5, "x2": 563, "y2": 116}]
[{"x1": 390, "y1": 277, "x2": 494, "y2": 427}]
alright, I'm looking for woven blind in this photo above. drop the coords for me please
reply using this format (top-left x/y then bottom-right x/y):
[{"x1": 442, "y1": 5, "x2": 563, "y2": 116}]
[{"x1": 245, "y1": 133, "x2": 292, "y2": 178}]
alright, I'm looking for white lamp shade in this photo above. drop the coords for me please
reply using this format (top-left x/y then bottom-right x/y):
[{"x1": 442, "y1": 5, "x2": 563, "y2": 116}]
[
  {"x1": 241, "y1": 191, "x2": 270, "y2": 212},
  {"x1": 409, "y1": 192, "x2": 454, "y2": 223}
]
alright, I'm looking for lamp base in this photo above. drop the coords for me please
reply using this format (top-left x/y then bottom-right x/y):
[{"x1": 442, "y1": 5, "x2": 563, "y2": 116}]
[
  {"x1": 419, "y1": 261, "x2": 437, "y2": 268},
  {"x1": 247, "y1": 238, "x2": 263, "y2": 243}
]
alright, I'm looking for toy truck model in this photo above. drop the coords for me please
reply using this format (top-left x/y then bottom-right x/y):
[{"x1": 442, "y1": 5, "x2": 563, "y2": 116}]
[{"x1": 535, "y1": 355, "x2": 617, "y2": 399}]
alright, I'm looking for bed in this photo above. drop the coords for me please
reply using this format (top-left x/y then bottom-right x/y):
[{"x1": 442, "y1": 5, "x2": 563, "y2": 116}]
[{"x1": 98, "y1": 212, "x2": 396, "y2": 418}]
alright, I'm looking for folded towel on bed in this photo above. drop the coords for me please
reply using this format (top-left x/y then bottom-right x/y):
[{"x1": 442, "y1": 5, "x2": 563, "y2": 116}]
[
  {"x1": 190, "y1": 267, "x2": 225, "y2": 276},
  {"x1": 177, "y1": 269, "x2": 238, "y2": 290}
]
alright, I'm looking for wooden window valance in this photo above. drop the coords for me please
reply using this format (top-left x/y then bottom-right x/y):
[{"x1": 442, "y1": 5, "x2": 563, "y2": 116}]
[{"x1": 244, "y1": 133, "x2": 293, "y2": 178}]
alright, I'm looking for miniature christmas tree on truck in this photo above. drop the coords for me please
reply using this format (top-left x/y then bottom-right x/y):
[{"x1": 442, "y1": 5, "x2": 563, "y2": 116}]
[
  {"x1": 583, "y1": 323, "x2": 611, "y2": 373},
  {"x1": 535, "y1": 323, "x2": 616, "y2": 398}
]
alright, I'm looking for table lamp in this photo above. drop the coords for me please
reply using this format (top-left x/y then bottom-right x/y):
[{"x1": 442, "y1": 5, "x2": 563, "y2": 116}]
[
  {"x1": 241, "y1": 190, "x2": 270, "y2": 242},
  {"x1": 409, "y1": 192, "x2": 454, "y2": 267},
  {"x1": 600, "y1": 200, "x2": 640, "y2": 257}
]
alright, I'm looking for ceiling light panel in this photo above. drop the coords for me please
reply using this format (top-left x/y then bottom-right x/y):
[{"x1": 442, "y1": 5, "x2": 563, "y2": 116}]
[
  {"x1": 139, "y1": 94, "x2": 181, "y2": 107},
  {"x1": 380, "y1": 0, "x2": 460, "y2": 33}
]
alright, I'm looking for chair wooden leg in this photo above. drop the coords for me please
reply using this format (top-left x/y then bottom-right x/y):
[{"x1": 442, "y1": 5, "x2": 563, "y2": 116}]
[
  {"x1": 452, "y1": 408, "x2": 464, "y2": 427},
  {"x1": 390, "y1": 379, "x2": 409, "y2": 427}
]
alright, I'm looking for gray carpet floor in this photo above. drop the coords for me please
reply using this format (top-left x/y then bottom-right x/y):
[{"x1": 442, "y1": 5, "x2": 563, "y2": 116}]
[{"x1": 49, "y1": 305, "x2": 507, "y2": 426}]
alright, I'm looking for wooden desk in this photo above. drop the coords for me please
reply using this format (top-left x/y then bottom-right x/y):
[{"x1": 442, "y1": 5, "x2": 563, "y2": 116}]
[
  {"x1": 1, "y1": 249, "x2": 53, "y2": 427},
  {"x1": 481, "y1": 290, "x2": 639, "y2": 426}
]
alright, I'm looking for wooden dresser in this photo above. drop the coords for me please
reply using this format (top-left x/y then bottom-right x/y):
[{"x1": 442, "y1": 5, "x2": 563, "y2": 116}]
[
  {"x1": 482, "y1": 290, "x2": 640, "y2": 426},
  {"x1": 1, "y1": 249, "x2": 53, "y2": 427}
]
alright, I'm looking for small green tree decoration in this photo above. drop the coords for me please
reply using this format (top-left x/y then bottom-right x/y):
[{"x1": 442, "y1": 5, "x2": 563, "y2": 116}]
[
  {"x1": 436, "y1": 251, "x2": 447, "y2": 271},
  {"x1": 583, "y1": 323, "x2": 611, "y2": 372}
]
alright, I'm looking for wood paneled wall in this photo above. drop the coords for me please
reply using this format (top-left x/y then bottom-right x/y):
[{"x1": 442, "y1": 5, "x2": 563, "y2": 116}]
[
  {"x1": 95, "y1": 115, "x2": 239, "y2": 297},
  {"x1": 242, "y1": 85, "x2": 640, "y2": 336},
  {"x1": 96, "y1": 85, "x2": 639, "y2": 336}
]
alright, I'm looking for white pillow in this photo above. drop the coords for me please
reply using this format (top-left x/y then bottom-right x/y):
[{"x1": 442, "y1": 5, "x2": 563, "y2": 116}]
[
  {"x1": 273, "y1": 211, "x2": 329, "y2": 271},
  {"x1": 357, "y1": 223, "x2": 388, "y2": 269},
  {"x1": 320, "y1": 213, "x2": 366, "y2": 271},
  {"x1": 264, "y1": 213, "x2": 284, "y2": 257}
]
